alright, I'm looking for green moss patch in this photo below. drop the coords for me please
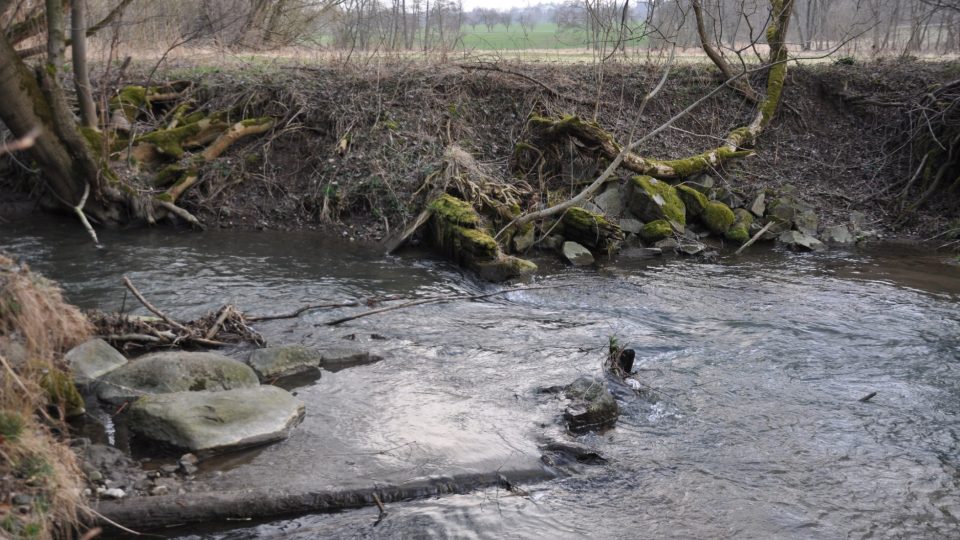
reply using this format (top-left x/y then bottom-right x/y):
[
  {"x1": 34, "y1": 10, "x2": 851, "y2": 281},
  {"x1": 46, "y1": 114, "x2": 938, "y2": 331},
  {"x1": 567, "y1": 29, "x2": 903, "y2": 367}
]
[
  {"x1": 701, "y1": 201, "x2": 736, "y2": 234},
  {"x1": 640, "y1": 219, "x2": 673, "y2": 243},
  {"x1": 724, "y1": 209, "x2": 754, "y2": 243},
  {"x1": 677, "y1": 184, "x2": 708, "y2": 217},
  {"x1": 429, "y1": 194, "x2": 482, "y2": 228},
  {"x1": 561, "y1": 207, "x2": 624, "y2": 251},
  {"x1": 628, "y1": 175, "x2": 686, "y2": 227}
]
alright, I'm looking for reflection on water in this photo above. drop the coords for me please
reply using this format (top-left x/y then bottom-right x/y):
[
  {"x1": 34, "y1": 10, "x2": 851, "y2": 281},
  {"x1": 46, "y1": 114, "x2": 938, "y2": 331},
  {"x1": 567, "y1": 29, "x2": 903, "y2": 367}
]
[{"x1": 2, "y1": 219, "x2": 959, "y2": 539}]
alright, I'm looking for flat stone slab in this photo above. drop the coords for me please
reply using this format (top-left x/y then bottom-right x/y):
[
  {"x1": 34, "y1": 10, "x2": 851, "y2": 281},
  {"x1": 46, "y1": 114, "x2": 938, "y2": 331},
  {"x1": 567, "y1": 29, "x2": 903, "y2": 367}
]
[
  {"x1": 66, "y1": 339, "x2": 128, "y2": 386},
  {"x1": 320, "y1": 348, "x2": 382, "y2": 372},
  {"x1": 247, "y1": 346, "x2": 323, "y2": 380},
  {"x1": 128, "y1": 386, "x2": 305, "y2": 454},
  {"x1": 563, "y1": 241, "x2": 594, "y2": 266},
  {"x1": 97, "y1": 351, "x2": 259, "y2": 404},
  {"x1": 778, "y1": 230, "x2": 826, "y2": 252}
]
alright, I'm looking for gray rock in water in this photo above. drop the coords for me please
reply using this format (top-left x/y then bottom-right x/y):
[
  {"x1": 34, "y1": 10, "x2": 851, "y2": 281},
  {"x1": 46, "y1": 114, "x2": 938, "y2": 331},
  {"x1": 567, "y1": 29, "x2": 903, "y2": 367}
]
[
  {"x1": 617, "y1": 218, "x2": 643, "y2": 235},
  {"x1": 678, "y1": 242, "x2": 706, "y2": 256},
  {"x1": 654, "y1": 237, "x2": 679, "y2": 250},
  {"x1": 821, "y1": 224, "x2": 854, "y2": 244},
  {"x1": 540, "y1": 234, "x2": 564, "y2": 251},
  {"x1": 97, "y1": 351, "x2": 259, "y2": 404},
  {"x1": 247, "y1": 346, "x2": 323, "y2": 380},
  {"x1": 619, "y1": 247, "x2": 662, "y2": 260},
  {"x1": 594, "y1": 186, "x2": 625, "y2": 217},
  {"x1": 66, "y1": 339, "x2": 128, "y2": 387},
  {"x1": 128, "y1": 386, "x2": 305, "y2": 455},
  {"x1": 778, "y1": 230, "x2": 826, "y2": 252},
  {"x1": 563, "y1": 376, "x2": 618, "y2": 432},
  {"x1": 563, "y1": 241, "x2": 594, "y2": 266},
  {"x1": 320, "y1": 348, "x2": 382, "y2": 372}
]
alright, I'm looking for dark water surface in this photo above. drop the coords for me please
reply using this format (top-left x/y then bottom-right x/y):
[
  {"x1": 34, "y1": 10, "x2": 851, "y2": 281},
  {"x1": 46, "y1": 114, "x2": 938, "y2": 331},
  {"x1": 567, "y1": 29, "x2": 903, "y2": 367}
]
[{"x1": 2, "y1": 220, "x2": 959, "y2": 539}]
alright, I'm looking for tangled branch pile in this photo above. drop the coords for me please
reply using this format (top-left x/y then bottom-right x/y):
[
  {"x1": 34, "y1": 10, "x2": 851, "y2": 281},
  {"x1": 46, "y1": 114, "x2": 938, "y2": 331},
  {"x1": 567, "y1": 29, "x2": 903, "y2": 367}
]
[
  {"x1": 896, "y1": 79, "x2": 960, "y2": 220},
  {"x1": 88, "y1": 279, "x2": 265, "y2": 354}
]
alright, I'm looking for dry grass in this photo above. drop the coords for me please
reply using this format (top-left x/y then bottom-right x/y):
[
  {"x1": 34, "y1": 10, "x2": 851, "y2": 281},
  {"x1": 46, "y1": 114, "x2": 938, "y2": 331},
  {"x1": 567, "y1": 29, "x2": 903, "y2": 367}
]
[{"x1": 0, "y1": 254, "x2": 91, "y2": 539}]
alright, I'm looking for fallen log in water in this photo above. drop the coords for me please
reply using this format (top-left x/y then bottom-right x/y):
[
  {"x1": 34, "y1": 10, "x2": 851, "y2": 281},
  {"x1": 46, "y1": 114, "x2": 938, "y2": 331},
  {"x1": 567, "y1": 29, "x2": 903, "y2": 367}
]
[{"x1": 94, "y1": 468, "x2": 552, "y2": 531}]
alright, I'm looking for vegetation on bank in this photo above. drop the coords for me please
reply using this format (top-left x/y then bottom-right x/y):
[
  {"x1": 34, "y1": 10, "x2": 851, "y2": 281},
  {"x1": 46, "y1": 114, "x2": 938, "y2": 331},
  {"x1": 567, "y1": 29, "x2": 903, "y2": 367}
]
[{"x1": 0, "y1": 256, "x2": 90, "y2": 538}]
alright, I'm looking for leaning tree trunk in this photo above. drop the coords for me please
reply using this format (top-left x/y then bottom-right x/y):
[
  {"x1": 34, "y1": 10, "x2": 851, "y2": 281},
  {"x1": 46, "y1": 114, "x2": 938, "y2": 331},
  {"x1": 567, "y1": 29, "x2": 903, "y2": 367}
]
[{"x1": 0, "y1": 32, "x2": 106, "y2": 215}]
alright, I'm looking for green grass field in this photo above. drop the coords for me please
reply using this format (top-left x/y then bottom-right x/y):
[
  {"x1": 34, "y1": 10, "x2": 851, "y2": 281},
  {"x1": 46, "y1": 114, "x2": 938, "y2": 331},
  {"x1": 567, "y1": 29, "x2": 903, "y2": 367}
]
[{"x1": 460, "y1": 22, "x2": 643, "y2": 50}]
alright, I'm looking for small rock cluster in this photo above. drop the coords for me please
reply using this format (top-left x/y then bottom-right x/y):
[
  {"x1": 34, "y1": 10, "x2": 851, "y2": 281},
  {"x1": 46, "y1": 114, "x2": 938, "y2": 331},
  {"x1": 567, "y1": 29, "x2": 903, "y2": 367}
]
[
  {"x1": 553, "y1": 176, "x2": 878, "y2": 266},
  {"x1": 64, "y1": 339, "x2": 382, "y2": 498}
]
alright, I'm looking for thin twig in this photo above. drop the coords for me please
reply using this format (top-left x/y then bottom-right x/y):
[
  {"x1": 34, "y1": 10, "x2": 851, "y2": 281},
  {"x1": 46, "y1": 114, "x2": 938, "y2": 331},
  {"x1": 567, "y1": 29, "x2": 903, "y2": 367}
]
[
  {"x1": 322, "y1": 285, "x2": 571, "y2": 326},
  {"x1": 734, "y1": 221, "x2": 775, "y2": 255},
  {"x1": 121, "y1": 276, "x2": 190, "y2": 332}
]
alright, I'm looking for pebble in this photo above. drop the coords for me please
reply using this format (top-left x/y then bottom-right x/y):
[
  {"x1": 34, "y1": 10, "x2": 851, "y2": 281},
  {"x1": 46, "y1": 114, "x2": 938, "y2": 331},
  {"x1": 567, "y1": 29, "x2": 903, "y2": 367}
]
[
  {"x1": 102, "y1": 488, "x2": 126, "y2": 499},
  {"x1": 149, "y1": 484, "x2": 170, "y2": 496}
]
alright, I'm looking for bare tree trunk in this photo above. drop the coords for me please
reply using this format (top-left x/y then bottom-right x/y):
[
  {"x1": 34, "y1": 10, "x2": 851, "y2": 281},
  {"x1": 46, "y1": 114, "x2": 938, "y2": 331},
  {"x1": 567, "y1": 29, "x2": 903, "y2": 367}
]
[
  {"x1": 45, "y1": 0, "x2": 64, "y2": 69},
  {"x1": 71, "y1": 0, "x2": 97, "y2": 128}
]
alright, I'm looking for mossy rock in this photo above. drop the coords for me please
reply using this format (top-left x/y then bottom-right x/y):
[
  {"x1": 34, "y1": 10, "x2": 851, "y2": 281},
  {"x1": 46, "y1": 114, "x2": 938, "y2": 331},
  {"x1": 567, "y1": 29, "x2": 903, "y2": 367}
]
[
  {"x1": 640, "y1": 220, "x2": 673, "y2": 243},
  {"x1": 627, "y1": 176, "x2": 685, "y2": 227},
  {"x1": 40, "y1": 369, "x2": 85, "y2": 417},
  {"x1": 561, "y1": 207, "x2": 624, "y2": 252},
  {"x1": 428, "y1": 194, "x2": 482, "y2": 228},
  {"x1": 701, "y1": 201, "x2": 736, "y2": 234},
  {"x1": 476, "y1": 256, "x2": 538, "y2": 282},
  {"x1": 724, "y1": 209, "x2": 754, "y2": 244},
  {"x1": 676, "y1": 184, "x2": 708, "y2": 217}
]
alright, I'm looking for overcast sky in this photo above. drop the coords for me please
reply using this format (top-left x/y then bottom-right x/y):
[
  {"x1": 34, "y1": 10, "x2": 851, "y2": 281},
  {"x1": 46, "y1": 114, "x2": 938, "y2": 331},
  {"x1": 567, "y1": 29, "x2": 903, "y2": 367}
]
[{"x1": 460, "y1": 0, "x2": 541, "y2": 12}]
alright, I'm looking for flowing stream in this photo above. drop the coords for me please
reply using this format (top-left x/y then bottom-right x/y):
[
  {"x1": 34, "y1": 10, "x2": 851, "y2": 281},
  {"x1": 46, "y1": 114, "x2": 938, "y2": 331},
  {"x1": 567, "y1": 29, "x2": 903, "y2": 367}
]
[{"x1": 2, "y1": 220, "x2": 959, "y2": 539}]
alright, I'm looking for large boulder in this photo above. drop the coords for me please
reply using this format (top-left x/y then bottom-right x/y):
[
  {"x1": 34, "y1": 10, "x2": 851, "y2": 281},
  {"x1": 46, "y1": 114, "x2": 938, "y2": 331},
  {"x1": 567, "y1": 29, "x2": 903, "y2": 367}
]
[
  {"x1": 65, "y1": 339, "x2": 128, "y2": 387},
  {"x1": 563, "y1": 376, "x2": 619, "y2": 432},
  {"x1": 247, "y1": 346, "x2": 323, "y2": 380},
  {"x1": 676, "y1": 184, "x2": 708, "y2": 217},
  {"x1": 128, "y1": 386, "x2": 305, "y2": 455},
  {"x1": 594, "y1": 185, "x2": 625, "y2": 217},
  {"x1": 701, "y1": 201, "x2": 736, "y2": 235},
  {"x1": 627, "y1": 176, "x2": 686, "y2": 227},
  {"x1": 97, "y1": 351, "x2": 259, "y2": 404}
]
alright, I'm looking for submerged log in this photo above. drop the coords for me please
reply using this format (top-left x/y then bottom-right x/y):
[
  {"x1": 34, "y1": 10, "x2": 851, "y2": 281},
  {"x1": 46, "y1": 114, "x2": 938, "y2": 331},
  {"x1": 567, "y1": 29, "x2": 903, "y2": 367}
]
[{"x1": 94, "y1": 468, "x2": 552, "y2": 531}]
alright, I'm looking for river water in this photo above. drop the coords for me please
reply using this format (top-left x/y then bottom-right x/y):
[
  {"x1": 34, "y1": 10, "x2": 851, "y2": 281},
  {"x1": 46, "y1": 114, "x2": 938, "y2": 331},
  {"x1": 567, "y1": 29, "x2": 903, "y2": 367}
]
[{"x1": 2, "y1": 220, "x2": 959, "y2": 539}]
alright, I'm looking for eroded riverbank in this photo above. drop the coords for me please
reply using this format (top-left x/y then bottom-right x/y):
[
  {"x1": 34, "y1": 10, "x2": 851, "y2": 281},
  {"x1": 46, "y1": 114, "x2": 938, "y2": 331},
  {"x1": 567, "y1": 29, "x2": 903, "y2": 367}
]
[{"x1": 2, "y1": 221, "x2": 959, "y2": 538}]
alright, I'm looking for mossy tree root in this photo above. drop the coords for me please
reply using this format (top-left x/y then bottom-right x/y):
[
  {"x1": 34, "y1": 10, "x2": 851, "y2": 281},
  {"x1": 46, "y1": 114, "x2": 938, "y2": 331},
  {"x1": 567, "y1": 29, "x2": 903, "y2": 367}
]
[{"x1": 529, "y1": 115, "x2": 753, "y2": 181}]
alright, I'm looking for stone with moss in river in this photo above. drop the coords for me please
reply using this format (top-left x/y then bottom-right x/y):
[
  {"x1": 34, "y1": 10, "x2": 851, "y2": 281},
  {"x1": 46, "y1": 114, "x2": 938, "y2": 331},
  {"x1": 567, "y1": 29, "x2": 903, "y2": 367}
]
[{"x1": 627, "y1": 176, "x2": 686, "y2": 227}]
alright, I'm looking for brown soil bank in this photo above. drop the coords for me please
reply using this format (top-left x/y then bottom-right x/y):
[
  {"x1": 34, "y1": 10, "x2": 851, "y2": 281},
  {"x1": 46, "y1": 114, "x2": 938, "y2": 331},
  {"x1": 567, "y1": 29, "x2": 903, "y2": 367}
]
[{"x1": 4, "y1": 59, "x2": 959, "y2": 242}]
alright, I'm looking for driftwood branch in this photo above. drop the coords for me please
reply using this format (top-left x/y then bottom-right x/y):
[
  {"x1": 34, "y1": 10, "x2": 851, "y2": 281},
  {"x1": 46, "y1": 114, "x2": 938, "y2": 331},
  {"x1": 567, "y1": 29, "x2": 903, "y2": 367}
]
[
  {"x1": 323, "y1": 285, "x2": 571, "y2": 326},
  {"x1": 73, "y1": 182, "x2": 102, "y2": 247},
  {"x1": 734, "y1": 221, "x2": 775, "y2": 255},
  {"x1": 122, "y1": 276, "x2": 190, "y2": 332}
]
